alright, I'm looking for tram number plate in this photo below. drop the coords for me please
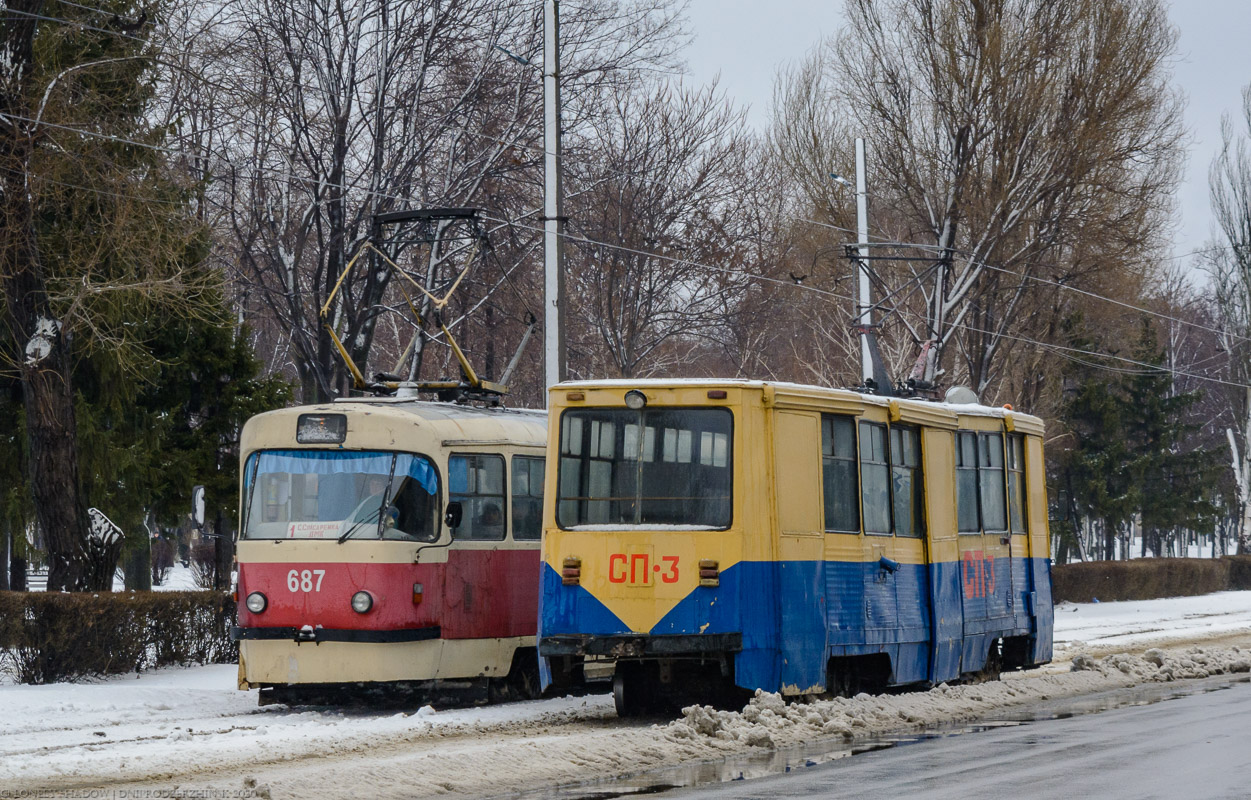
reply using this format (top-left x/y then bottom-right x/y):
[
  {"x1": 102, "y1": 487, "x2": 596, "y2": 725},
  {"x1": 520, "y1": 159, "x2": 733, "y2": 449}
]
[
  {"x1": 608, "y1": 553, "x2": 679, "y2": 586},
  {"x1": 287, "y1": 569, "x2": 326, "y2": 593}
]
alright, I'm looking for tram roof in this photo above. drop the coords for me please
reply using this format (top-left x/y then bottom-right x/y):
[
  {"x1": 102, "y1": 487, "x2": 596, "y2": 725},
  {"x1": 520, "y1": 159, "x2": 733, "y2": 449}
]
[
  {"x1": 243, "y1": 397, "x2": 547, "y2": 449},
  {"x1": 553, "y1": 378, "x2": 1041, "y2": 426}
]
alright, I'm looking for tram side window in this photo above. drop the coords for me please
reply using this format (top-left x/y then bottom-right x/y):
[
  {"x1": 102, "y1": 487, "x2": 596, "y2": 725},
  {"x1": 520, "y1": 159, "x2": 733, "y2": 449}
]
[
  {"x1": 511, "y1": 455, "x2": 545, "y2": 541},
  {"x1": 822, "y1": 415, "x2": 860, "y2": 533},
  {"x1": 859, "y1": 422, "x2": 892, "y2": 535},
  {"x1": 891, "y1": 426, "x2": 924, "y2": 537},
  {"x1": 449, "y1": 454, "x2": 506, "y2": 540},
  {"x1": 1007, "y1": 434, "x2": 1027, "y2": 535},
  {"x1": 979, "y1": 433, "x2": 1007, "y2": 532},
  {"x1": 956, "y1": 432, "x2": 980, "y2": 533}
]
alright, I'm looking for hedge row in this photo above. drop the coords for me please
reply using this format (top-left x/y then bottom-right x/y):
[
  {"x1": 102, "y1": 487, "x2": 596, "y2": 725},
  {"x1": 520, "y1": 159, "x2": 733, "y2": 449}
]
[
  {"x1": 0, "y1": 591, "x2": 236, "y2": 684},
  {"x1": 1052, "y1": 555, "x2": 1251, "y2": 604}
]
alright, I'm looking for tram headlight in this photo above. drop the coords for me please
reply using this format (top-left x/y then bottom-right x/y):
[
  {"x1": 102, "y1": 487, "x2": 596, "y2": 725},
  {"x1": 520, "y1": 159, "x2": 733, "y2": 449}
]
[
  {"x1": 624, "y1": 390, "x2": 647, "y2": 410},
  {"x1": 245, "y1": 592, "x2": 267, "y2": 614},
  {"x1": 351, "y1": 591, "x2": 374, "y2": 614}
]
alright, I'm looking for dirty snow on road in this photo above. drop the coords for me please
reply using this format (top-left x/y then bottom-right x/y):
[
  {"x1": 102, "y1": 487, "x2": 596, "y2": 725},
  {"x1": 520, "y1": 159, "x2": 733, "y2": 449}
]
[{"x1": 3, "y1": 591, "x2": 1251, "y2": 799}]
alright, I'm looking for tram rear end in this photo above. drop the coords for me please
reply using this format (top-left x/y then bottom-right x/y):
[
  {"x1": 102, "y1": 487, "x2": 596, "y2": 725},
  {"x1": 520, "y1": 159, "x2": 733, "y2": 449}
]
[{"x1": 539, "y1": 383, "x2": 767, "y2": 714}]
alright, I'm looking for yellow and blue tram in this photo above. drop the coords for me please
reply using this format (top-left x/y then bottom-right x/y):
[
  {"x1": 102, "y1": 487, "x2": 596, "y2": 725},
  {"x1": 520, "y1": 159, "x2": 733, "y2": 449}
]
[{"x1": 537, "y1": 380, "x2": 1052, "y2": 714}]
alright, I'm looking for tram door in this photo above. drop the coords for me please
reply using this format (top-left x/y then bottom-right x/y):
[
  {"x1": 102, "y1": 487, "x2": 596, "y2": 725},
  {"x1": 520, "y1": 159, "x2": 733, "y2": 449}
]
[{"x1": 954, "y1": 429, "x2": 1016, "y2": 659}]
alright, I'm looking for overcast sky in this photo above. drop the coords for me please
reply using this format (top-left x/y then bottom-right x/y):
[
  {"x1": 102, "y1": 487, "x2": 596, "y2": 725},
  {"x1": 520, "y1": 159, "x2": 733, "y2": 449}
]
[{"x1": 681, "y1": 0, "x2": 1249, "y2": 273}]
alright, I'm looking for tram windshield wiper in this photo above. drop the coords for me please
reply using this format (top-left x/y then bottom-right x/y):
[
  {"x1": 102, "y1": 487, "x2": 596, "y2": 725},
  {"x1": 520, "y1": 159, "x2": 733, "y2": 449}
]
[{"x1": 337, "y1": 507, "x2": 383, "y2": 544}]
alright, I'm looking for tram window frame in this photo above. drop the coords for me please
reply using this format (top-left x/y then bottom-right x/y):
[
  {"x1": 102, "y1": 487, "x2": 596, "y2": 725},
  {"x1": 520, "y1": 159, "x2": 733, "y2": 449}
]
[
  {"x1": 859, "y1": 421, "x2": 893, "y2": 536},
  {"x1": 240, "y1": 449, "x2": 441, "y2": 542},
  {"x1": 511, "y1": 454, "x2": 545, "y2": 541},
  {"x1": 956, "y1": 432, "x2": 981, "y2": 534},
  {"x1": 890, "y1": 425, "x2": 925, "y2": 538},
  {"x1": 449, "y1": 453, "x2": 507, "y2": 541},
  {"x1": 1007, "y1": 434, "x2": 1027, "y2": 535},
  {"x1": 821, "y1": 414, "x2": 861, "y2": 534},
  {"x1": 978, "y1": 432, "x2": 1008, "y2": 533},
  {"x1": 556, "y1": 407, "x2": 733, "y2": 530}
]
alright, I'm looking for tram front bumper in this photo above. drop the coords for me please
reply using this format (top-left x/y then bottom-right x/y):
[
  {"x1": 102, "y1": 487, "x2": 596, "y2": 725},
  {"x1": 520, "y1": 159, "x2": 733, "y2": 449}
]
[
  {"x1": 539, "y1": 633, "x2": 742, "y2": 659},
  {"x1": 232, "y1": 625, "x2": 441, "y2": 644}
]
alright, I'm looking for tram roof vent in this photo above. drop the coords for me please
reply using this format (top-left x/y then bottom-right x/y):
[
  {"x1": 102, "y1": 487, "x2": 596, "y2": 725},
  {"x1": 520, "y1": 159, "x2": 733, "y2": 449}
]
[{"x1": 944, "y1": 386, "x2": 979, "y2": 405}]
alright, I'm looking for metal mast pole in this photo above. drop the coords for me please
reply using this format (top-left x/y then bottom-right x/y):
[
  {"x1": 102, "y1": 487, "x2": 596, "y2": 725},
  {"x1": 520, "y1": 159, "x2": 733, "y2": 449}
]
[
  {"x1": 543, "y1": 0, "x2": 567, "y2": 394},
  {"x1": 855, "y1": 137, "x2": 872, "y2": 385}
]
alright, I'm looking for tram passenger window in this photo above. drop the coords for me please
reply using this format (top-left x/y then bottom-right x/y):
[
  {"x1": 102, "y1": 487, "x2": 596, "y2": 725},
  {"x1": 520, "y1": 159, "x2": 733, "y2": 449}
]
[
  {"x1": 821, "y1": 415, "x2": 860, "y2": 533},
  {"x1": 860, "y1": 422, "x2": 892, "y2": 535},
  {"x1": 891, "y1": 426, "x2": 924, "y2": 537},
  {"x1": 512, "y1": 456, "x2": 545, "y2": 541},
  {"x1": 449, "y1": 454, "x2": 506, "y2": 540},
  {"x1": 956, "y1": 432, "x2": 980, "y2": 533},
  {"x1": 1007, "y1": 434, "x2": 1026, "y2": 535},
  {"x1": 979, "y1": 433, "x2": 1007, "y2": 532}
]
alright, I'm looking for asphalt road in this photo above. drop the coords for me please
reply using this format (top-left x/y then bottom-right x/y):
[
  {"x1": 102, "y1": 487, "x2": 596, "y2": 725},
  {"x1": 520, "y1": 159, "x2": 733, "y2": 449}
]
[{"x1": 665, "y1": 680, "x2": 1251, "y2": 800}]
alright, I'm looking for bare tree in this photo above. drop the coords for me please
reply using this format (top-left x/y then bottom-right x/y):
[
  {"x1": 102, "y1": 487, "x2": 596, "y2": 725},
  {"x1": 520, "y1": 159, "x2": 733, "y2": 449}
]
[
  {"x1": 563, "y1": 80, "x2": 762, "y2": 378},
  {"x1": 164, "y1": 0, "x2": 689, "y2": 402},
  {"x1": 1208, "y1": 83, "x2": 1251, "y2": 552},
  {"x1": 773, "y1": 0, "x2": 1184, "y2": 401}
]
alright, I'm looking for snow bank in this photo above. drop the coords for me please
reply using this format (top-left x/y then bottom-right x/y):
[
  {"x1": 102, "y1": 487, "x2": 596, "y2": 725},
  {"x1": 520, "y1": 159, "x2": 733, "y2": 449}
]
[{"x1": 669, "y1": 643, "x2": 1251, "y2": 752}]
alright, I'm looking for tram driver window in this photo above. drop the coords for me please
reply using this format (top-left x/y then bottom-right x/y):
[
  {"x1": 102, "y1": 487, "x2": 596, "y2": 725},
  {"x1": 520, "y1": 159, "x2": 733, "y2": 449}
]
[{"x1": 449, "y1": 454, "x2": 506, "y2": 540}]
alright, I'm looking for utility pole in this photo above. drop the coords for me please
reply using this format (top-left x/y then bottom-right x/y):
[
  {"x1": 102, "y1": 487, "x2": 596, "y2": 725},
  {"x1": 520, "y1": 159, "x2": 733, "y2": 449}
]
[
  {"x1": 855, "y1": 137, "x2": 872, "y2": 385},
  {"x1": 543, "y1": 0, "x2": 567, "y2": 394}
]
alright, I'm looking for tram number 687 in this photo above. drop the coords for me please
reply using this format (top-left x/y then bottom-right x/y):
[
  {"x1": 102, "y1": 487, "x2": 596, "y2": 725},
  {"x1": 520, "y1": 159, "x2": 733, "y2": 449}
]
[{"x1": 287, "y1": 569, "x2": 326, "y2": 593}]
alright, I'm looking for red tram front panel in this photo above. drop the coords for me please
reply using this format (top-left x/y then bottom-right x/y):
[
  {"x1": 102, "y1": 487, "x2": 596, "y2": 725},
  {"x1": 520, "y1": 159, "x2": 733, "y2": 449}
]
[{"x1": 236, "y1": 549, "x2": 539, "y2": 639}]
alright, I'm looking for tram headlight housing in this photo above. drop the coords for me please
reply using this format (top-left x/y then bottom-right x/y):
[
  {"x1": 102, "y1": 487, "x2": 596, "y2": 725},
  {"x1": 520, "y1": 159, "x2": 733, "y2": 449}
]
[
  {"x1": 351, "y1": 591, "x2": 374, "y2": 614},
  {"x1": 624, "y1": 390, "x2": 647, "y2": 410},
  {"x1": 245, "y1": 592, "x2": 267, "y2": 614}
]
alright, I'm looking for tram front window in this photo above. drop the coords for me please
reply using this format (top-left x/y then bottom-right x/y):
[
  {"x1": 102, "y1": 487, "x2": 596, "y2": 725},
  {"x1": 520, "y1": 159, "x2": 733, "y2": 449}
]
[
  {"x1": 557, "y1": 408, "x2": 732, "y2": 529},
  {"x1": 242, "y1": 450, "x2": 439, "y2": 541}
]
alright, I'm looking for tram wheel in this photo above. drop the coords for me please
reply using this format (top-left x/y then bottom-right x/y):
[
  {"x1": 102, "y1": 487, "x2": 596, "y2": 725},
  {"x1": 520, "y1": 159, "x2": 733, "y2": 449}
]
[{"x1": 612, "y1": 663, "x2": 646, "y2": 718}]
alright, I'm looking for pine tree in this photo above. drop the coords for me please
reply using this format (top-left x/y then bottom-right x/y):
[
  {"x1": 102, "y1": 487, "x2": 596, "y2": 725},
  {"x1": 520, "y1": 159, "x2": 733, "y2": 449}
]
[
  {"x1": 1123, "y1": 322, "x2": 1222, "y2": 555},
  {"x1": 1, "y1": 0, "x2": 230, "y2": 589}
]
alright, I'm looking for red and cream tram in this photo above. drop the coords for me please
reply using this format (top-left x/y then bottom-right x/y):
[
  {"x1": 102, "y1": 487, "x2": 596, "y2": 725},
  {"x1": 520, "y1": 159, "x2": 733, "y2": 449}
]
[{"x1": 232, "y1": 397, "x2": 547, "y2": 704}]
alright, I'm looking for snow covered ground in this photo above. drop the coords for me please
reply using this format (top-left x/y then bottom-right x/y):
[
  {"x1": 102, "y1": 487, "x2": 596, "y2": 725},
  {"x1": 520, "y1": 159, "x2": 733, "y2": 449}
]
[
  {"x1": 2, "y1": 592, "x2": 1250, "y2": 799},
  {"x1": 1052, "y1": 590, "x2": 1251, "y2": 652}
]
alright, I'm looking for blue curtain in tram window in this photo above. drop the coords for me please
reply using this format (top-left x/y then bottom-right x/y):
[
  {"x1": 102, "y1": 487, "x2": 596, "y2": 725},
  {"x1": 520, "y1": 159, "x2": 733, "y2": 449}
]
[
  {"x1": 394, "y1": 453, "x2": 438, "y2": 496},
  {"x1": 448, "y1": 455, "x2": 470, "y2": 494},
  {"x1": 257, "y1": 449, "x2": 395, "y2": 477}
]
